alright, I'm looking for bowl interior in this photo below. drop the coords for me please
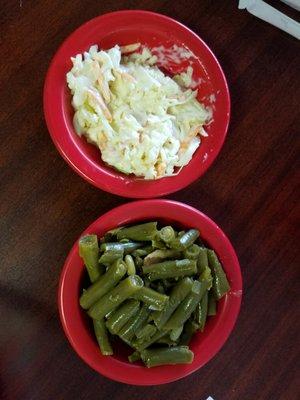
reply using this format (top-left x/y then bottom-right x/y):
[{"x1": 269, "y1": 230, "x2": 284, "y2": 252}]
[
  {"x1": 59, "y1": 200, "x2": 242, "y2": 384},
  {"x1": 45, "y1": 11, "x2": 230, "y2": 197},
  {"x1": 79, "y1": 217, "x2": 223, "y2": 365},
  {"x1": 63, "y1": 28, "x2": 219, "y2": 171}
]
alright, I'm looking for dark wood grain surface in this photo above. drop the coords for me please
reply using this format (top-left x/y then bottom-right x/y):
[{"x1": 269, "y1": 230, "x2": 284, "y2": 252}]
[{"x1": 1, "y1": 1, "x2": 299, "y2": 399}]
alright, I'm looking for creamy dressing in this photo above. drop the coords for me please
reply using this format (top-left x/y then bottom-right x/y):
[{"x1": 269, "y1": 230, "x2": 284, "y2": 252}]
[{"x1": 66, "y1": 45, "x2": 210, "y2": 179}]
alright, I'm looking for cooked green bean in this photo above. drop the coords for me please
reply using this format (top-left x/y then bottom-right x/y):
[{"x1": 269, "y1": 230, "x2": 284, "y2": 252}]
[
  {"x1": 197, "y1": 247, "x2": 208, "y2": 274},
  {"x1": 207, "y1": 250, "x2": 230, "y2": 299},
  {"x1": 141, "y1": 346, "x2": 194, "y2": 367},
  {"x1": 88, "y1": 275, "x2": 144, "y2": 319},
  {"x1": 93, "y1": 319, "x2": 113, "y2": 355},
  {"x1": 151, "y1": 237, "x2": 166, "y2": 249},
  {"x1": 208, "y1": 292, "x2": 217, "y2": 316},
  {"x1": 143, "y1": 276, "x2": 151, "y2": 287},
  {"x1": 136, "y1": 324, "x2": 156, "y2": 340},
  {"x1": 170, "y1": 325, "x2": 184, "y2": 341},
  {"x1": 100, "y1": 241, "x2": 143, "y2": 254},
  {"x1": 143, "y1": 259, "x2": 197, "y2": 281},
  {"x1": 164, "y1": 281, "x2": 204, "y2": 330},
  {"x1": 79, "y1": 223, "x2": 231, "y2": 367},
  {"x1": 180, "y1": 320, "x2": 199, "y2": 346},
  {"x1": 117, "y1": 222, "x2": 158, "y2": 241},
  {"x1": 80, "y1": 259, "x2": 127, "y2": 309},
  {"x1": 128, "y1": 351, "x2": 141, "y2": 363},
  {"x1": 99, "y1": 249, "x2": 124, "y2": 265},
  {"x1": 153, "y1": 277, "x2": 194, "y2": 329},
  {"x1": 79, "y1": 235, "x2": 102, "y2": 282},
  {"x1": 199, "y1": 265, "x2": 213, "y2": 290},
  {"x1": 118, "y1": 305, "x2": 150, "y2": 345},
  {"x1": 144, "y1": 249, "x2": 182, "y2": 266},
  {"x1": 132, "y1": 246, "x2": 153, "y2": 257},
  {"x1": 184, "y1": 244, "x2": 201, "y2": 260},
  {"x1": 133, "y1": 329, "x2": 166, "y2": 351},
  {"x1": 197, "y1": 291, "x2": 208, "y2": 331},
  {"x1": 134, "y1": 255, "x2": 144, "y2": 268},
  {"x1": 159, "y1": 226, "x2": 176, "y2": 244},
  {"x1": 106, "y1": 299, "x2": 140, "y2": 334},
  {"x1": 157, "y1": 335, "x2": 178, "y2": 346},
  {"x1": 124, "y1": 255, "x2": 136, "y2": 275},
  {"x1": 170, "y1": 229, "x2": 200, "y2": 250},
  {"x1": 132, "y1": 287, "x2": 169, "y2": 311},
  {"x1": 119, "y1": 238, "x2": 130, "y2": 243},
  {"x1": 103, "y1": 227, "x2": 123, "y2": 242}
]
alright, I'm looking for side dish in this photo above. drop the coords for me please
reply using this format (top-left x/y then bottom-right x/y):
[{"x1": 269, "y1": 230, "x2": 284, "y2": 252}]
[
  {"x1": 67, "y1": 44, "x2": 210, "y2": 179},
  {"x1": 78, "y1": 222, "x2": 230, "y2": 367}
]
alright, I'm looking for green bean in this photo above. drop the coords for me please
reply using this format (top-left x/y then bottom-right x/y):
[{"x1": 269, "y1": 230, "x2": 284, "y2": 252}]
[
  {"x1": 118, "y1": 305, "x2": 150, "y2": 345},
  {"x1": 143, "y1": 259, "x2": 197, "y2": 281},
  {"x1": 100, "y1": 241, "x2": 143, "y2": 254},
  {"x1": 132, "y1": 246, "x2": 154, "y2": 257},
  {"x1": 79, "y1": 224, "x2": 227, "y2": 366},
  {"x1": 151, "y1": 237, "x2": 166, "y2": 249},
  {"x1": 184, "y1": 244, "x2": 201, "y2": 260},
  {"x1": 196, "y1": 290, "x2": 208, "y2": 331},
  {"x1": 106, "y1": 299, "x2": 140, "y2": 334},
  {"x1": 93, "y1": 319, "x2": 113, "y2": 355},
  {"x1": 144, "y1": 249, "x2": 182, "y2": 266},
  {"x1": 153, "y1": 277, "x2": 194, "y2": 329},
  {"x1": 136, "y1": 324, "x2": 156, "y2": 340},
  {"x1": 156, "y1": 335, "x2": 178, "y2": 346},
  {"x1": 79, "y1": 235, "x2": 102, "y2": 282},
  {"x1": 170, "y1": 229, "x2": 200, "y2": 250},
  {"x1": 164, "y1": 281, "x2": 205, "y2": 330},
  {"x1": 88, "y1": 275, "x2": 144, "y2": 319},
  {"x1": 119, "y1": 238, "x2": 130, "y2": 243},
  {"x1": 159, "y1": 226, "x2": 176, "y2": 244},
  {"x1": 117, "y1": 222, "x2": 158, "y2": 241},
  {"x1": 207, "y1": 250, "x2": 230, "y2": 299},
  {"x1": 134, "y1": 255, "x2": 144, "y2": 268},
  {"x1": 79, "y1": 259, "x2": 127, "y2": 309},
  {"x1": 141, "y1": 346, "x2": 194, "y2": 367},
  {"x1": 132, "y1": 287, "x2": 169, "y2": 311},
  {"x1": 197, "y1": 247, "x2": 208, "y2": 274},
  {"x1": 170, "y1": 325, "x2": 184, "y2": 341},
  {"x1": 133, "y1": 329, "x2": 166, "y2": 351},
  {"x1": 128, "y1": 351, "x2": 141, "y2": 363},
  {"x1": 199, "y1": 265, "x2": 213, "y2": 290},
  {"x1": 104, "y1": 227, "x2": 123, "y2": 242},
  {"x1": 144, "y1": 276, "x2": 151, "y2": 287},
  {"x1": 208, "y1": 292, "x2": 217, "y2": 316},
  {"x1": 124, "y1": 255, "x2": 136, "y2": 275},
  {"x1": 180, "y1": 320, "x2": 199, "y2": 346},
  {"x1": 99, "y1": 249, "x2": 124, "y2": 265}
]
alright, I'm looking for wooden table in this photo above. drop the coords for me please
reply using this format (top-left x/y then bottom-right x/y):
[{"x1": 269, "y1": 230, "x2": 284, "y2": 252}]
[{"x1": 1, "y1": 1, "x2": 299, "y2": 399}]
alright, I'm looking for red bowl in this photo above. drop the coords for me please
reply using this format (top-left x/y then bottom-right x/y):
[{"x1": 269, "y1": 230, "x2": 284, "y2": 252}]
[
  {"x1": 44, "y1": 10, "x2": 230, "y2": 198},
  {"x1": 58, "y1": 200, "x2": 242, "y2": 385}
]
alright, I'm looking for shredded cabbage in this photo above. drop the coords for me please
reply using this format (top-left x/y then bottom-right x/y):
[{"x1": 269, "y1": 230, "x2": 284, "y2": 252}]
[{"x1": 66, "y1": 44, "x2": 210, "y2": 179}]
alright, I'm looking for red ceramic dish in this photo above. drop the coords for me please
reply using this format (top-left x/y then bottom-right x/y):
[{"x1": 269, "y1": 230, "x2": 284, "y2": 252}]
[
  {"x1": 44, "y1": 10, "x2": 230, "y2": 198},
  {"x1": 58, "y1": 200, "x2": 242, "y2": 385}
]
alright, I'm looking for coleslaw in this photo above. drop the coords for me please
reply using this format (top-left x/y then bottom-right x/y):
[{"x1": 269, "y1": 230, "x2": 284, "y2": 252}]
[{"x1": 66, "y1": 44, "x2": 210, "y2": 179}]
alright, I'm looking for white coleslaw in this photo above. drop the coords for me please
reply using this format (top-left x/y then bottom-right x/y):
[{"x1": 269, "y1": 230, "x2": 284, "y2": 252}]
[{"x1": 66, "y1": 44, "x2": 210, "y2": 179}]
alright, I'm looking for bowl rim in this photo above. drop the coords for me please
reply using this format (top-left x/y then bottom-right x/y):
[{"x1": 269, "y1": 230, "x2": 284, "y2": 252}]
[
  {"x1": 58, "y1": 199, "x2": 242, "y2": 385},
  {"x1": 43, "y1": 10, "x2": 231, "y2": 198}
]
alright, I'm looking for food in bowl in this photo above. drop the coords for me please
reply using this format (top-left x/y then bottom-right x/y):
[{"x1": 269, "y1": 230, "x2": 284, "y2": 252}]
[
  {"x1": 78, "y1": 221, "x2": 230, "y2": 367},
  {"x1": 66, "y1": 44, "x2": 211, "y2": 179}
]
